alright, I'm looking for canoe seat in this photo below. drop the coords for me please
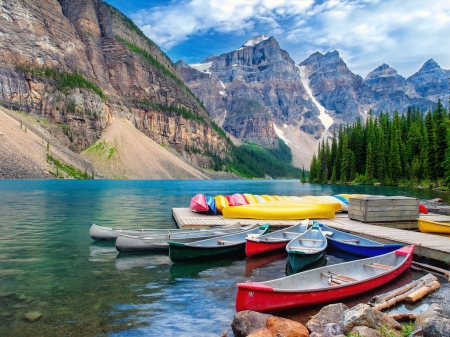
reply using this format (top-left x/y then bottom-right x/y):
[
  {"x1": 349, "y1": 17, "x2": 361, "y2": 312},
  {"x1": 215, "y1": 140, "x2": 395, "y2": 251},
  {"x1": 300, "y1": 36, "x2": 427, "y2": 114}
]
[
  {"x1": 290, "y1": 247, "x2": 322, "y2": 251},
  {"x1": 340, "y1": 239, "x2": 359, "y2": 243},
  {"x1": 298, "y1": 238, "x2": 323, "y2": 242},
  {"x1": 283, "y1": 231, "x2": 301, "y2": 235},
  {"x1": 264, "y1": 237, "x2": 286, "y2": 241},
  {"x1": 364, "y1": 263, "x2": 394, "y2": 270},
  {"x1": 217, "y1": 240, "x2": 237, "y2": 245},
  {"x1": 321, "y1": 272, "x2": 357, "y2": 285}
]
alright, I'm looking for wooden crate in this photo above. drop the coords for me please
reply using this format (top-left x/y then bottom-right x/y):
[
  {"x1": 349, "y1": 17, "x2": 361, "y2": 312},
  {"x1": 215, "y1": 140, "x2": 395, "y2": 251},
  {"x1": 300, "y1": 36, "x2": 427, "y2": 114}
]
[{"x1": 348, "y1": 196, "x2": 419, "y2": 223}]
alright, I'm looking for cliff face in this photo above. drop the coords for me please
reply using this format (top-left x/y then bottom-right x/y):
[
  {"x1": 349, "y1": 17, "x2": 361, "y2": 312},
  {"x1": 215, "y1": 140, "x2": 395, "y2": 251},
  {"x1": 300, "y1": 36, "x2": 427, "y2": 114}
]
[
  {"x1": 0, "y1": 0, "x2": 228, "y2": 169},
  {"x1": 177, "y1": 36, "x2": 322, "y2": 146}
]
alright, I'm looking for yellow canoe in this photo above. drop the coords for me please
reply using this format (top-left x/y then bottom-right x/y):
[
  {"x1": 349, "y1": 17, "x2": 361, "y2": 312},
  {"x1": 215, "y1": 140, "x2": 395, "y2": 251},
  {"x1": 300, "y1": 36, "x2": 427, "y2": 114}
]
[
  {"x1": 418, "y1": 218, "x2": 450, "y2": 234},
  {"x1": 261, "y1": 195, "x2": 277, "y2": 202},
  {"x1": 243, "y1": 193, "x2": 259, "y2": 204},
  {"x1": 213, "y1": 195, "x2": 229, "y2": 213},
  {"x1": 222, "y1": 201, "x2": 336, "y2": 220}
]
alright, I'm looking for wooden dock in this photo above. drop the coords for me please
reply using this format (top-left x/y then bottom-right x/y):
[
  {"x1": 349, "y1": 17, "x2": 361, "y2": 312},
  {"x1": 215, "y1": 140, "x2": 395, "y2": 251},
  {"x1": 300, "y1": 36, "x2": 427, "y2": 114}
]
[{"x1": 172, "y1": 208, "x2": 450, "y2": 264}]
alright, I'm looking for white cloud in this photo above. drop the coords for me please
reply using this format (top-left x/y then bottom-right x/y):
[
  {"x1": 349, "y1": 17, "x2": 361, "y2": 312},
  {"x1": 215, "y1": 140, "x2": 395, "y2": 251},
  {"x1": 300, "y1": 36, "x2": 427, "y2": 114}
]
[{"x1": 129, "y1": 0, "x2": 450, "y2": 77}]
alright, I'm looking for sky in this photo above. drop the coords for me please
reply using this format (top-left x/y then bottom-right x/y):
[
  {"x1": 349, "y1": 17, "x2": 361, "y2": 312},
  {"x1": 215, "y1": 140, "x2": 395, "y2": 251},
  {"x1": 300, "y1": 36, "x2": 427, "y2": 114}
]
[{"x1": 104, "y1": 0, "x2": 450, "y2": 78}]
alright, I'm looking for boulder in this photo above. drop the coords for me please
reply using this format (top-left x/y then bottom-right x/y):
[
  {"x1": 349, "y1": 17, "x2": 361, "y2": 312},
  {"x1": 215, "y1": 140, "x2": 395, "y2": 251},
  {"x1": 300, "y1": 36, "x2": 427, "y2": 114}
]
[
  {"x1": 350, "y1": 326, "x2": 382, "y2": 337},
  {"x1": 414, "y1": 304, "x2": 445, "y2": 331},
  {"x1": 231, "y1": 310, "x2": 272, "y2": 337},
  {"x1": 247, "y1": 327, "x2": 273, "y2": 337},
  {"x1": 422, "y1": 317, "x2": 450, "y2": 337},
  {"x1": 431, "y1": 198, "x2": 443, "y2": 203},
  {"x1": 306, "y1": 303, "x2": 348, "y2": 334},
  {"x1": 343, "y1": 304, "x2": 401, "y2": 333},
  {"x1": 266, "y1": 316, "x2": 309, "y2": 337}
]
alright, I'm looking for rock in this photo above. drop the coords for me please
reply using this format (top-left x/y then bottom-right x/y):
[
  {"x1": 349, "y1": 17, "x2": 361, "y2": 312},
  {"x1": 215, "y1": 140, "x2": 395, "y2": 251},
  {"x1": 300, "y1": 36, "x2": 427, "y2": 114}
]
[
  {"x1": 342, "y1": 303, "x2": 401, "y2": 333},
  {"x1": 306, "y1": 303, "x2": 348, "y2": 334},
  {"x1": 24, "y1": 311, "x2": 42, "y2": 322},
  {"x1": 266, "y1": 316, "x2": 309, "y2": 337},
  {"x1": 422, "y1": 317, "x2": 450, "y2": 337},
  {"x1": 431, "y1": 198, "x2": 443, "y2": 203},
  {"x1": 231, "y1": 310, "x2": 272, "y2": 337},
  {"x1": 414, "y1": 304, "x2": 445, "y2": 331},
  {"x1": 247, "y1": 327, "x2": 273, "y2": 337},
  {"x1": 323, "y1": 323, "x2": 344, "y2": 336},
  {"x1": 409, "y1": 330, "x2": 424, "y2": 337},
  {"x1": 350, "y1": 326, "x2": 382, "y2": 337}
]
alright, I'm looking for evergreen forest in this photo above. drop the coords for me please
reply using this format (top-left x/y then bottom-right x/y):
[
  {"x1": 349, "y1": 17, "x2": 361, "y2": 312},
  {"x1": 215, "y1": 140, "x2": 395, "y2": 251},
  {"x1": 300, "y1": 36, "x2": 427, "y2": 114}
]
[{"x1": 308, "y1": 100, "x2": 450, "y2": 190}]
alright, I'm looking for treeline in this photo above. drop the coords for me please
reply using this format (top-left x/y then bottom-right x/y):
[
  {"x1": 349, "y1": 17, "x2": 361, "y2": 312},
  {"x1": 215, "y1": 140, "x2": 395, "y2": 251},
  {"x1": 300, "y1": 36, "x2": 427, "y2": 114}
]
[
  {"x1": 309, "y1": 100, "x2": 450, "y2": 189},
  {"x1": 226, "y1": 139, "x2": 303, "y2": 179}
]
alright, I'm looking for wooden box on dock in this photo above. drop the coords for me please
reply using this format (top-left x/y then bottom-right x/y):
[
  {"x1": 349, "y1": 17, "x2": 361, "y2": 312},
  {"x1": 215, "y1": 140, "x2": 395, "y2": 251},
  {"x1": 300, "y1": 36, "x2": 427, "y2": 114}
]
[{"x1": 348, "y1": 196, "x2": 419, "y2": 223}]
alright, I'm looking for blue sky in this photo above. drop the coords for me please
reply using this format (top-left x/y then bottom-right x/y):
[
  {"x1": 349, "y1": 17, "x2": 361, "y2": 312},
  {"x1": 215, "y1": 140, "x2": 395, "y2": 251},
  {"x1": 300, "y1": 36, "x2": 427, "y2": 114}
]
[{"x1": 105, "y1": 0, "x2": 450, "y2": 78}]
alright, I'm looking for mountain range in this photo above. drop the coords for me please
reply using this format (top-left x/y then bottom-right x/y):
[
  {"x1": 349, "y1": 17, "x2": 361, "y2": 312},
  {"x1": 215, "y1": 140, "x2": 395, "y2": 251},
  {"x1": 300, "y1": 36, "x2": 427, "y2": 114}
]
[
  {"x1": 177, "y1": 35, "x2": 449, "y2": 166},
  {"x1": 0, "y1": 2, "x2": 448, "y2": 179}
]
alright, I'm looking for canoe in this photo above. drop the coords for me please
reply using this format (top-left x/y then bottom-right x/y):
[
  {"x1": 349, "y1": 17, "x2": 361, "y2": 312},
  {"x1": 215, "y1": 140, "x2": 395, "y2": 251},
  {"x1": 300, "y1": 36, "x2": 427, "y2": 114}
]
[
  {"x1": 190, "y1": 194, "x2": 208, "y2": 212},
  {"x1": 226, "y1": 195, "x2": 239, "y2": 206},
  {"x1": 89, "y1": 224, "x2": 202, "y2": 241},
  {"x1": 245, "y1": 220, "x2": 309, "y2": 257},
  {"x1": 254, "y1": 195, "x2": 266, "y2": 203},
  {"x1": 222, "y1": 201, "x2": 336, "y2": 220},
  {"x1": 318, "y1": 223, "x2": 403, "y2": 257},
  {"x1": 418, "y1": 218, "x2": 450, "y2": 234},
  {"x1": 206, "y1": 196, "x2": 217, "y2": 214},
  {"x1": 284, "y1": 197, "x2": 342, "y2": 212},
  {"x1": 286, "y1": 223, "x2": 327, "y2": 273},
  {"x1": 115, "y1": 223, "x2": 251, "y2": 252},
  {"x1": 213, "y1": 195, "x2": 229, "y2": 213},
  {"x1": 236, "y1": 245, "x2": 415, "y2": 313},
  {"x1": 232, "y1": 193, "x2": 249, "y2": 206},
  {"x1": 243, "y1": 193, "x2": 258, "y2": 204},
  {"x1": 418, "y1": 204, "x2": 428, "y2": 214},
  {"x1": 319, "y1": 195, "x2": 348, "y2": 212},
  {"x1": 168, "y1": 224, "x2": 270, "y2": 262},
  {"x1": 261, "y1": 195, "x2": 277, "y2": 202}
]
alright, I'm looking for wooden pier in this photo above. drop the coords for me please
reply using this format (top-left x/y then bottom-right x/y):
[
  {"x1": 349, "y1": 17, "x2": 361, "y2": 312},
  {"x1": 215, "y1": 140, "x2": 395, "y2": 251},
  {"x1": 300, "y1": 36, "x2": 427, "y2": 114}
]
[{"x1": 172, "y1": 208, "x2": 450, "y2": 264}]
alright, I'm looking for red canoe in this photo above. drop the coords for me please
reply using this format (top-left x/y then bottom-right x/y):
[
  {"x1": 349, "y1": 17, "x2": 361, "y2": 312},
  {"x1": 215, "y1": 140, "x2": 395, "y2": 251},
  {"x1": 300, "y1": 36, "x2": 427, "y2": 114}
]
[
  {"x1": 232, "y1": 193, "x2": 249, "y2": 206},
  {"x1": 236, "y1": 245, "x2": 414, "y2": 313},
  {"x1": 226, "y1": 195, "x2": 239, "y2": 207},
  {"x1": 245, "y1": 221, "x2": 309, "y2": 257},
  {"x1": 190, "y1": 194, "x2": 209, "y2": 212}
]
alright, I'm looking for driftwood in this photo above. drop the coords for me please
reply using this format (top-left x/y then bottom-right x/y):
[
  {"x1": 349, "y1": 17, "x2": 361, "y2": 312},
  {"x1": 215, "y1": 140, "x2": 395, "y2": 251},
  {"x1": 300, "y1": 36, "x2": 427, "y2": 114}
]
[
  {"x1": 388, "y1": 313, "x2": 419, "y2": 321},
  {"x1": 411, "y1": 261, "x2": 450, "y2": 280},
  {"x1": 405, "y1": 280, "x2": 441, "y2": 303},
  {"x1": 368, "y1": 273, "x2": 439, "y2": 310}
]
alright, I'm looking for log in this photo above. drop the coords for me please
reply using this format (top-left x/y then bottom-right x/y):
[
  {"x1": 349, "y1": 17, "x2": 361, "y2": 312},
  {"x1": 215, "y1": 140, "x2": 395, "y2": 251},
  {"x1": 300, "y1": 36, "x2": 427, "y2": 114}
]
[
  {"x1": 404, "y1": 280, "x2": 441, "y2": 303},
  {"x1": 412, "y1": 261, "x2": 450, "y2": 280},
  {"x1": 388, "y1": 313, "x2": 419, "y2": 321},
  {"x1": 368, "y1": 273, "x2": 437, "y2": 310}
]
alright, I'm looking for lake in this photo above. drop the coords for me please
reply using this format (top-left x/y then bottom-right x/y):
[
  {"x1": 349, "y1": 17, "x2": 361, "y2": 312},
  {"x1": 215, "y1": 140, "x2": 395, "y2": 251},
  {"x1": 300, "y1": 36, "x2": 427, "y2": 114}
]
[{"x1": 0, "y1": 180, "x2": 448, "y2": 337}]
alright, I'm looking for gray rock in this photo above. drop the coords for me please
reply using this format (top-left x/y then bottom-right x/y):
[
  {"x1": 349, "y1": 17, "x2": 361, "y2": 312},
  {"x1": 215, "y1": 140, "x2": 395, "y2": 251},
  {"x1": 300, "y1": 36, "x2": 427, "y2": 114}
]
[
  {"x1": 323, "y1": 323, "x2": 344, "y2": 336},
  {"x1": 343, "y1": 303, "x2": 401, "y2": 333},
  {"x1": 414, "y1": 303, "x2": 445, "y2": 331},
  {"x1": 350, "y1": 326, "x2": 382, "y2": 337},
  {"x1": 409, "y1": 330, "x2": 424, "y2": 337},
  {"x1": 423, "y1": 317, "x2": 450, "y2": 337},
  {"x1": 306, "y1": 303, "x2": 348, "y2": 334},
  {"x1": 231, "y1": 310, "x2": 272, "y2": 337}
]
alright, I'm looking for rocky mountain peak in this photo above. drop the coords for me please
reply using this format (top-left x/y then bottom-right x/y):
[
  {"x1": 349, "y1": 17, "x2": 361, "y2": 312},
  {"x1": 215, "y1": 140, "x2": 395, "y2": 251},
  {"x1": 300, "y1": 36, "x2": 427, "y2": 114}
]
[
  {"x1": 365, "y1": 63, "x2": 400, "y2": 79},
  {"x1": 241, "y1": 35, "x2": 270, "y2": 48},
  {"x1": 364, "y1": 63, "x2": 407, "y2": 94},
  {"x1": 420, "y1": 59, "x2": 440, "y2": 71}
]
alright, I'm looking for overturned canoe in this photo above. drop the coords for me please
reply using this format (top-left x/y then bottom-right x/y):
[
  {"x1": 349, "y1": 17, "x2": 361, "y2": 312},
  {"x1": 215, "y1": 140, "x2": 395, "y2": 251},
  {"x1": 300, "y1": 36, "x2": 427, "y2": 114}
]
[
  {"x1": 222, "y1": 201, "x2": 336, "y2": 220},
  {"x1": 190, "y1": 194, "x2": 209, "y2": 213},
  {"x1": 235, "y1": 245, "x2": 415, "y2": 313},
  {"x1": 245, "y1": 220, "x2": 309, "y2": 258}
]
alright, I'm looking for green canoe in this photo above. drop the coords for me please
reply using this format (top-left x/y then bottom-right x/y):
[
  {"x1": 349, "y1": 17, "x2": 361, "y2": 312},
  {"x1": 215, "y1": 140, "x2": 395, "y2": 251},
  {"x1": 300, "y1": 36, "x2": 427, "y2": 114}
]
[{"x1": 168, "y1": 224, "x2": 270, "y2": 262}]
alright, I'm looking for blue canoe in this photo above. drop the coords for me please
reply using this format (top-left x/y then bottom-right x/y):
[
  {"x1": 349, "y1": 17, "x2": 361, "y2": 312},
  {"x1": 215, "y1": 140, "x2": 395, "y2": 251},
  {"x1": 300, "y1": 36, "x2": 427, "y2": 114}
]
[
  {"x1": 318, "y1": 222, "x2": 403, "y2": 257},
  {"x1": 206, "y1": 196, "x2": 217, "y2": 214}
]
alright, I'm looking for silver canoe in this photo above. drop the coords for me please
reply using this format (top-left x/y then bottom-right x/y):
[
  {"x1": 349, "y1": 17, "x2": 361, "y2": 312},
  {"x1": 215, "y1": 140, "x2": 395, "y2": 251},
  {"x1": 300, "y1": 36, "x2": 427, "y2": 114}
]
[
  {"x1": 90, "y1": 223, "x2": 241, "y2": 241},
  {"x1": 115, "y1": 224, "x2": 255, "y2": 252}
]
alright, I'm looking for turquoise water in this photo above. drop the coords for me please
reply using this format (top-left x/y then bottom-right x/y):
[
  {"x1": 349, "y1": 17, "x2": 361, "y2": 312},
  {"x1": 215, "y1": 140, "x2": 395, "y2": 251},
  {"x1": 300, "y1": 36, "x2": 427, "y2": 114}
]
[{"x1": 0, "y1": 180, "x2": 448, "y2": 336}]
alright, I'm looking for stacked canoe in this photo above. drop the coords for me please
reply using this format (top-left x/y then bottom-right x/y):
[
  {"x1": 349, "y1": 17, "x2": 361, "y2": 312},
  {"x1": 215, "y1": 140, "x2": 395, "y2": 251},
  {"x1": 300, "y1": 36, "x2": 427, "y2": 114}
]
[{"x1": 189, "y1": 193, "x2": 369, "y2": 220}]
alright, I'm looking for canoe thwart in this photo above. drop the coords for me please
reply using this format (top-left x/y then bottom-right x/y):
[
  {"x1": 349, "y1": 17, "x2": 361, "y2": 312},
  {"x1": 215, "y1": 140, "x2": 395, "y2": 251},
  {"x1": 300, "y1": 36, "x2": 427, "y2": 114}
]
[
  {"x1": 283, "y1": 231, "x2": 303, "y2": 235},
  {"x1": 364, "y1": 263, "x2": 394, "y2": 270},
  {"x1": 321, "y1": 272, "x2": 357, "y2": 283},
  {"x1": 217, "y1": 240, "x2": 238, "y2": 245},
  {"x1": 297, "y1": 238, "x2": 324, "y2": 242},
  {"x1": 340, "y1": 239, "x2": 360, "y2": 243},
  {"x1": 290, "y1": 246, "x2": 322, "y2": 251},
  {"x1": 264, "y1": 237, "x2": 286, "y2": 241}
]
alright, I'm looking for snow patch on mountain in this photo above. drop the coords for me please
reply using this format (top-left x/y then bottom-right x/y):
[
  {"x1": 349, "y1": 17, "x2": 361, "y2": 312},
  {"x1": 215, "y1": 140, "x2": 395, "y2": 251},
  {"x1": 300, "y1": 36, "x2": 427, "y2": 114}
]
[
  {"x1": 297, "y1": 65, "x2": 334, "y2": 131},
  {"x1": 189, "y1": 62, "x2": 212, "y2": 72},
  {"x1": 239, "y1": 35, "x2": 269, "y2": 49},
  {"x1": 273, "y1": 123, "x2": 292, "y2": 144}
]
